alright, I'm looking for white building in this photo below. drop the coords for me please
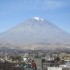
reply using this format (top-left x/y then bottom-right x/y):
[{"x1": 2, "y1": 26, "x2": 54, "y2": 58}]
[{"x1": 48, "y1": 67, "x2": 70, "y2": 70}]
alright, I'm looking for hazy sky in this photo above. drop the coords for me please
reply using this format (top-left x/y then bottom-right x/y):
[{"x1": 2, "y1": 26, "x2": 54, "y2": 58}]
[{"x1": 0, "y1": 0, "x2": 70, "y2": 33}]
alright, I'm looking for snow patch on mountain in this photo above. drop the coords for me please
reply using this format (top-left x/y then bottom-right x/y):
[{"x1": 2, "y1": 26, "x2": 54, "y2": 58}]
[{"x1": 33, "y1": 17, "x2": 44, "y2": 21}]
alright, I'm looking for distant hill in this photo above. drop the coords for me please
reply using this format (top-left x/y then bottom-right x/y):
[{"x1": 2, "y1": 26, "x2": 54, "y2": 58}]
[{"x1": 0, "y1": 17, "x2": 70, "y2": 50}]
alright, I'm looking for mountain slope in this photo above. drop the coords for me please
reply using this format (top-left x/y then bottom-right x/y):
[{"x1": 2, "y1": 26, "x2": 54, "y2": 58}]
[{"x1": 0, "y1": 17, "x2": 70, "y2": 50}]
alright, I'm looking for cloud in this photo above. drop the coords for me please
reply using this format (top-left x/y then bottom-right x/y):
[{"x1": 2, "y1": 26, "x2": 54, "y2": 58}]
[
  {"x1": 0, "y1": 0, "x2": 69, "y2": 11},
  {"x1": 42, "y1": 0, "x2": 65, "y2": 9},
  {"x1": 17, "y1": 0, "x2": 67, "y2": 10}
]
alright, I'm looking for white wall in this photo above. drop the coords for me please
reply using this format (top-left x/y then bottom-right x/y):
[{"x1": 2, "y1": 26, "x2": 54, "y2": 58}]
[{"x1": 48, "y1": 67, "x2": 62, "y2": 70}]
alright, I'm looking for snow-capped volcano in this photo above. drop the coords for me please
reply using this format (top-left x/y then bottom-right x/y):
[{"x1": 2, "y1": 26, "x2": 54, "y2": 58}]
[{"x1": 0, "y1": 17, "x2": 70, "y2": 50}]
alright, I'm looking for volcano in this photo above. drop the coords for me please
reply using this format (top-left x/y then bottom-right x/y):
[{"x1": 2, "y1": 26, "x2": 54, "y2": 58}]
[{"x1": 0, "y1": 17, "x2": 70, "y2": 50}]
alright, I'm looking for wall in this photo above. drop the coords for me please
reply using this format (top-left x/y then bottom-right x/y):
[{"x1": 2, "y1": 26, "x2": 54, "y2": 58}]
[
  {"x1": 48, "y1": 67, "x2": 70, "y2": 70},
  {"x1": 48, "y1": 67, "x2": 62, "y2": 70}
]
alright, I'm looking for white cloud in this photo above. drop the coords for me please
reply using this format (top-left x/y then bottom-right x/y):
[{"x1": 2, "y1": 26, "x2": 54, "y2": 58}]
[
  {"x1": 43, "y1": 1, "x2": 64, "y2": 9},
  {"x1": 16, "y1": 0, "x2": 68, "y2": 10},
  {"x1": 0, "y1": 0, "x2": 69, "y2": 11}
]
